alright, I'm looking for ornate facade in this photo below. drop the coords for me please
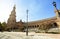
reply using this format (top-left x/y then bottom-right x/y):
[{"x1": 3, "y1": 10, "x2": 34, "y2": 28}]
[{"x1": 7, "y1": 3, "x2": 60, "y2": 32}]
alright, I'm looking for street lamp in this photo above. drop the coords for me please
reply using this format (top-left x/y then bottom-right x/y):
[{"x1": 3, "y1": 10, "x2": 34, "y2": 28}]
[
  {"x1": 26, "y1": 9, "x2": 28, "y2": 36},
  {"x1": 52, "y1": 1, "x2": 56, "y2": 7},
  {"x1": 52, "y1": 1, "x2": 59, "y2": 12}
]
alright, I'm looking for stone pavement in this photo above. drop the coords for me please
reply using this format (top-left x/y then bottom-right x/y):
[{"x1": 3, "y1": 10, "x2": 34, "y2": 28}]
[{"x1": 0, "y1": 32, "x2": 60, "y2": 39}]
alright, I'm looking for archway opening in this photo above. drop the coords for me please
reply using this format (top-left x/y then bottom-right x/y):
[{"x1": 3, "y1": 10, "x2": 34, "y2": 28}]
[{"x1": 53, "y1": 22, "x2": 58, "y2": 28}]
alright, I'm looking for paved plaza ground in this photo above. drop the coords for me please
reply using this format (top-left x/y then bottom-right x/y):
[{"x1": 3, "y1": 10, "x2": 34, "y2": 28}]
[{"x1": 0, "y1": 32, "x2": 60, "y2": 39}]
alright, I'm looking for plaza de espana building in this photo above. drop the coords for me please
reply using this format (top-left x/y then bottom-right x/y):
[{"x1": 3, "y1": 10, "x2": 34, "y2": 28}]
[{"x1": 6, "y1": 3, "x2": 60, "y2": 32}]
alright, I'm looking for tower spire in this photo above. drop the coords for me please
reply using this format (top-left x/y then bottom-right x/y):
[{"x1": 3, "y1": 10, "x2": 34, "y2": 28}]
[
  {"x1": 12, "y1": 5, "x2": 16, "y2": 12},
  {"x1": 7, "y1": 5, "x2": 16, "y2": 31},
  {"x1": 13, "y1": 5, "x2": 16, "y2": 10}
]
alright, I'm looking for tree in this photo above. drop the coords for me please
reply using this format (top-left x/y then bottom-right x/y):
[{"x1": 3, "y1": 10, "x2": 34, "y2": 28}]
[
  {"x1": 0, "y1": 22, "x2": 3, "y2": 31},
  {"x1": 2, "y1": 22, "x2": 7, "y2": 31}
]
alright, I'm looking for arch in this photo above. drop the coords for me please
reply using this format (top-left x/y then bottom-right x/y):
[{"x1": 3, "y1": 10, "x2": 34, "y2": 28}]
[
  {"x1": 37, "y1": 25, "x2": 39, "y2": 27},
  {"x1": 53, "y1": 23, "x2": 58, "y2": 27},
  {"x1": 52, "y1": 22, "x2": 58, "y2": 28},
  {"x1": 35, "y1": 25, "x2": 36, "y2": 27}
]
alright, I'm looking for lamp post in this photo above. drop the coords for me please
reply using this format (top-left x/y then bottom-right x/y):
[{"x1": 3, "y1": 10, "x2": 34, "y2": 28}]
[
  {"x1": 26, "y1": 9, "x2": 28, "y2": 36},
  {"x1": 52, "y1": 1, "x2": 59, "y2": 14},
  {"x1": 52, "y1": 1, "x2": 56, "y2": 7},
  {"x1": 52, "y1": 1, "x2": 57, "y2": 10}
]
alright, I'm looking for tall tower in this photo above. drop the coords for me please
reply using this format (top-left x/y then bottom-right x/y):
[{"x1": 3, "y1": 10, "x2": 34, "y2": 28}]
[
  {"x1": 7, "y1": 5, "x2": 16, "y2": 30},
  {"x1": 53, "y1": 2, "x2": 60, "y2": 28}
]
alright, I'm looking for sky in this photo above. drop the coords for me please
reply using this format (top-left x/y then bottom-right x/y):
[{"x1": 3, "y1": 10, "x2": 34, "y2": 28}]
[{"x1": 0, "y1": 0, "x2": 60, "y2": 23}]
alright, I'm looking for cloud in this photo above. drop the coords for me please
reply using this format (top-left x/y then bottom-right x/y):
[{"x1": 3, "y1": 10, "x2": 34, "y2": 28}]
[
  {"x1": 0, "y1": 0, "x2": 58, "y2": 22},
  {"x1": 15, "y1": 0, "x2": 43, "y2": 22},
  {"x1": 0, "y1": 0, "x2": 14, "y2": 22}
]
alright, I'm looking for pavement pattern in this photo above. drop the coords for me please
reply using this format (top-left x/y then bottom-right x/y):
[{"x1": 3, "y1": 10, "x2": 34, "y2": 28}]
[{"x1": 0, "y1": 32, "x2": 60, "y2": 39}]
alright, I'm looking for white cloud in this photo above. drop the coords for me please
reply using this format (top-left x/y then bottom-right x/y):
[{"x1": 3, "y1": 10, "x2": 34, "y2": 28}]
[{"x1": 0, "y1": 0, "x2": 14, "y2": 22}]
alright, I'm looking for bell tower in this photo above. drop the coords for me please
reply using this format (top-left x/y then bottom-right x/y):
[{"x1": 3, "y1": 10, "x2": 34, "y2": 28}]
[
  {"x1": 7, "y1": 5, "x2": 16, "y2": 30},
  {"x1": 53, "y1": 1, "x2": 60, "y2": 28}
]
